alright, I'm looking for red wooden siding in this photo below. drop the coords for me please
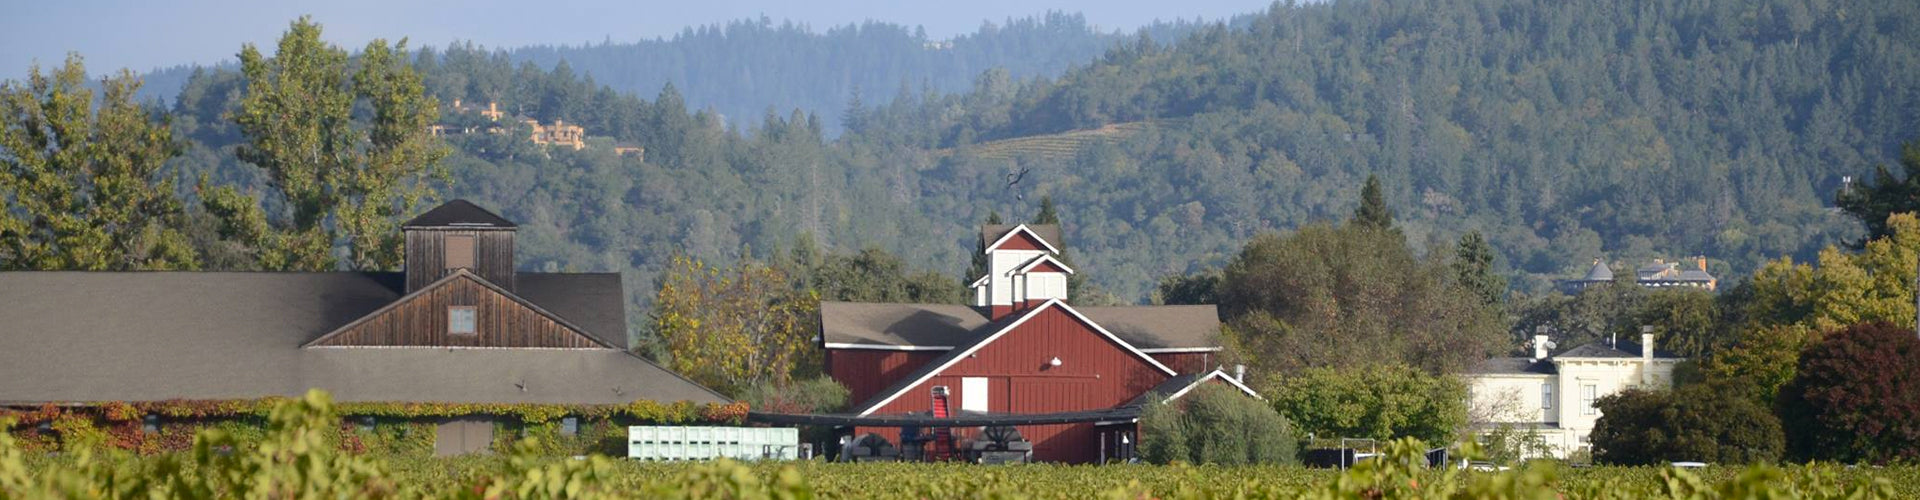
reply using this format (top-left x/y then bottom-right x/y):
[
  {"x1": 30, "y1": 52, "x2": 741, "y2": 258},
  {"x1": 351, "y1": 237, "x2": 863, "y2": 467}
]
[
  {"x1": 988, "y1": 231, "x2": 1049, "y2": 252},
  {"x1": 827, "y1": 349, "x2": 944, "y2": 405},
  {"x1": 859, "y1": 305, "x2": 1171, "y2": 463},
  {"x1": 1150, "y1": 352, "x2": 1215, "y2": 374},
  {"x1": 1025, "y1": 261, "x2": 1068, "y2": 273},
  {"x1": 310, "y1": 273, "x2": 606, "y2": 349}
]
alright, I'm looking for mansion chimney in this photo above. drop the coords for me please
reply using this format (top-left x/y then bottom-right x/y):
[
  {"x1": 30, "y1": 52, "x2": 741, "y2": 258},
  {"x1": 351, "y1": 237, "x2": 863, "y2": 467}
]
[
  {"x1": 1640, "y1": 325, "x2": 1656, "y2": 385},
  {"x1": 401, "y1": 200, "x2": 518, "y2": 293},
  {"x1": 970, "y1": 224, "x2": 1070, "y2": 319},
  {"x1": 1531, "y1": 325, "x2": 1554, "y2": 362}
]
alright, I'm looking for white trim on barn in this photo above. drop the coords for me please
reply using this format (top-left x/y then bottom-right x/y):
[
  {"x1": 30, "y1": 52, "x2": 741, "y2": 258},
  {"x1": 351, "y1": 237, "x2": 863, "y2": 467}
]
[
  {"x1": 1011, "y1": 254, "x2": 1076, "y2": 275},
  {"x1": 1136, "y1": 347, "x2": 1224, "y2": 354},
  {"x1": 1158, "y1": 369, "x2": 1264, "y2": 403}
]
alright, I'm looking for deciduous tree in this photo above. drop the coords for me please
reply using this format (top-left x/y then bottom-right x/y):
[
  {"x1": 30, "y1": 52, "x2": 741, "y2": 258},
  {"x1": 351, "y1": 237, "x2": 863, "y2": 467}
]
[
  {"x1": 650, "y1": 255, "x2": 820, "y2": 396},
  {"x1": 1590, "y1": 382, "x2": 1784, "y2": 465},
  {"x1": 1218, "y1": 223, "x2": 1505, "y2": 374},
  {"x1": 1140, "y1": 384, "x2": 1297, "y2": 465},
  {"x1": 1776, "y1": 321, "x2": 1920, "y2": 463},
  {"x1": 202, "y1": 17, "x2": 448, "y2": 271},
  {"x1": 1265, "y1": 363, "x2": 1467, "y2": 446},
  {"x1": 0, "y1": 55, "x2": 197, "y2": 271}
]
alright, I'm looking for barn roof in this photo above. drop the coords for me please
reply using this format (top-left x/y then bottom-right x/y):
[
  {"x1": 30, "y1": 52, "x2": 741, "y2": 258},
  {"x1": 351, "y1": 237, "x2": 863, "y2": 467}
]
[
  {"x1": 0, "y1": 271, "x2": 721, "y2": 405},
  {"x1": 818, "y1": 302, "x2": 1221, "y2": 351},
  {"x1": 402, "y1": 199, "x2": 517, "y2": 229},
  {"x1": 981, "y1": 224, "x2": 1062, "y2": 252}
]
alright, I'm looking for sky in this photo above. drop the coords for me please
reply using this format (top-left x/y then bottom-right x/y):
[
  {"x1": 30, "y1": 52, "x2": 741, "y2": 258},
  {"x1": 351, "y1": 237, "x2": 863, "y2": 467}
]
[{"x1": 4, "y1": 0, "x2": 1278, "y2": 79}]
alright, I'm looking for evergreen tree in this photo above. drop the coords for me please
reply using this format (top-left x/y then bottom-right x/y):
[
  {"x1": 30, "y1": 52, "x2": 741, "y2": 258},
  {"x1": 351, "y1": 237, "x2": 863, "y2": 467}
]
[
  {"x1": 1453, "y1": 231, "x2": 1506, "y2": 307},
  {"x1": 1032, "y1": 195, "x2": 1060, "y2": 225},
  {"x1": 841, "y1": 84, "x2": 866, "y2": 133},
  {"x1": 1351, "y1": 174, "x2": 1393, "y2": 231},
  {"x1": 965, "y1": 210, "x2": 1003, "y2": 284}
]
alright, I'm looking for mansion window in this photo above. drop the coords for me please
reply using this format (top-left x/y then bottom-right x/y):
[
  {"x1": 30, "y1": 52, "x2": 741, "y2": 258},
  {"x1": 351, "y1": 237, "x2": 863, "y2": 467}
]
[
  {"x1": 1541, "y1": 383, "x2": 1554, "y2": 410},
  {"x1": 1581, "y1": 384, "x2": 1598, "y2": 416}
]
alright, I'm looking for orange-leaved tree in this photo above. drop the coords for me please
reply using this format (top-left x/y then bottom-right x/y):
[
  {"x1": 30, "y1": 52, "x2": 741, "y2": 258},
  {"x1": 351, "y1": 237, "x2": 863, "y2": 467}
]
[{"x1": 650, "y1": 255, "x2": 819, "y2": 397}]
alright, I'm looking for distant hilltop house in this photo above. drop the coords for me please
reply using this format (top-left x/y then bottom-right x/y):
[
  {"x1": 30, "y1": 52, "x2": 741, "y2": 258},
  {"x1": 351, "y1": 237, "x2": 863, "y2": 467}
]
[
  {"x1": 816, "y1": 224, "x2": 1253, "y2": 463},
  {"x1": 521, "y1": 118, "x2": 586, "y2": 150},
  {"x1": 432, "y1": 99, "x2": 636, "y2": 156},
  {"x1": 0, "y1": 200, "x2": 725, "y2": 455},
  {"x1": 1559, "y1": 257, "x2": 1717, "y2": 293},
  {"x1": 1464, "y1": 328, "x2": 1683, "y2": 459}
]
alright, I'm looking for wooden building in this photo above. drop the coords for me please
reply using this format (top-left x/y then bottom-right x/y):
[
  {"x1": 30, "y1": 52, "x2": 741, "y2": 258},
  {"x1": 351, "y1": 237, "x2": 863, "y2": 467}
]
[
  {"x1": 0, "y1": 200, "x2": 726, "y2": 454},
  {"x1": 819, "y1": 224, "x2": 1255, "y2": 463}
]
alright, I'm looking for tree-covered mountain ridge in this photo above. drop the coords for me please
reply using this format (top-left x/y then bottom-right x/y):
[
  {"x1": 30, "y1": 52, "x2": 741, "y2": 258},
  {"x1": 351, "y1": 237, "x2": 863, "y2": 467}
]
[
  {"x1": 847, "y1": 0, "x2": 1919, "y2": 298},
  {"x1": 160, "y1": 0, "x2": 1918, "y2": 310},
  {"x1": 137, "y1": 12, "x2": 1217, "y2": 134}
]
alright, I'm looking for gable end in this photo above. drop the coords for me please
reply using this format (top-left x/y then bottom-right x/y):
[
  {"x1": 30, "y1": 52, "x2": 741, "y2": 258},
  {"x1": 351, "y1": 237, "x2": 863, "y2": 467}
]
[{"x1": 306, "y1": 270, "x2": 612, "y2": 349}]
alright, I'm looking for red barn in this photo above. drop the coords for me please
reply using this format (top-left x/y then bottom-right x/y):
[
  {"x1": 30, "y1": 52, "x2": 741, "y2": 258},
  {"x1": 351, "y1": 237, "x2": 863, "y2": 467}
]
[{"x1": 819, "y1": 224, "x2": 1256, "y2": 463}]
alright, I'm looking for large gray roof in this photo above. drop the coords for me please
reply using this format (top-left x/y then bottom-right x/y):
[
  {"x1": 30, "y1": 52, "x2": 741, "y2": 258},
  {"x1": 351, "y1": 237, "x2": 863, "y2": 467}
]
[
  {"x1": 516, "y1": 272, "x2": 628, "y2": 349},
  {"x1": 817, "y1": 302, "x2": 989, "y2": 348},
  {"x1": 818, "y1": 302, "x2": 1221, "y2": 350},
  {"x1": 0, "y1": 271, "x2": 722, "y2": 405}
]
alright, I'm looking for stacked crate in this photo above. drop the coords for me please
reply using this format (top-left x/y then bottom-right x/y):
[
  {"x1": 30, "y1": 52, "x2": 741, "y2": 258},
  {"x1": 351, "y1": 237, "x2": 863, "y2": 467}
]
[{"x1": 628, "y1": 426, "x2": 801, "y2": 461}]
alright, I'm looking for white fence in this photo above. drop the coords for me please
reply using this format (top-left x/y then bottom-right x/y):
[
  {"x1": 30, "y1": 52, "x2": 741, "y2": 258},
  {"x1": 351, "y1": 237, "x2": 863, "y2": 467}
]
[{"x1": 628, "y1": 426, "x2": 801, "y2": 461}]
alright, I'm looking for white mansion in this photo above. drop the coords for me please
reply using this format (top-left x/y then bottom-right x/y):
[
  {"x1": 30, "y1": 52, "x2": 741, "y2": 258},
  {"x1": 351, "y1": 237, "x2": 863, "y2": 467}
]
[{"x1": 1464, "y1": 328, "x2": 1683, "y2": 459}]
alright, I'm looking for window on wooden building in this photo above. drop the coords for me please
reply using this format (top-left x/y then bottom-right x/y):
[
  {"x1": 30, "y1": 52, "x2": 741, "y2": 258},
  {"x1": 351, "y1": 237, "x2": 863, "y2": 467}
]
[
  {"x1": 1541, "y1": 383, "x2": 1553, "y2": 410},
  {"x1": 449, "y1": 306, "x2": 477, "y2": 335},
  {"x1": 445, "y1": 234, "x2": 475, "y2": 270}
]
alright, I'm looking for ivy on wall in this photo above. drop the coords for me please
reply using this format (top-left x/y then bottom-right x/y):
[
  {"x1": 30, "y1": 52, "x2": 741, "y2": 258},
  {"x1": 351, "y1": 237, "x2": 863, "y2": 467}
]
[{"x1": 0, "y1": 398, "x2": 749, "y2": 455}]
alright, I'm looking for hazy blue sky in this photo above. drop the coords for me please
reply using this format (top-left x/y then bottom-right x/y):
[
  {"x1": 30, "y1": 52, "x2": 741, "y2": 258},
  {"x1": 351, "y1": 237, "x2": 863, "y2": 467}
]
[{"x1": 5, "y1": 0, "x2": 1277, "y2": 79}]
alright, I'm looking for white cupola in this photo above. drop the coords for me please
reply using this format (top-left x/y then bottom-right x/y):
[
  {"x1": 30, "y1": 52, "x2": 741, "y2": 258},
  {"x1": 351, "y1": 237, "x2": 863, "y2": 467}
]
[{"x1": 971, "y1": 224, "x2": 1069, "y2": 319}]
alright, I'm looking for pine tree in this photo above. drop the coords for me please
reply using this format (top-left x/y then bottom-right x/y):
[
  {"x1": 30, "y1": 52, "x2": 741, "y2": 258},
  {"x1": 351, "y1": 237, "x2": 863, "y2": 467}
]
[
  {"x1": 1352, "y1": 174, "x2": 1394, "y2": 231},
  {"x1": 965, "y1": 210, "x2": 1004, "y2": 284},
  {"x1": 1033, "y1": 195, "x2": 1061, "y2": 225},
  {"x1": 1453, "y1": 231, "x2": 1506, "y2": 307}
]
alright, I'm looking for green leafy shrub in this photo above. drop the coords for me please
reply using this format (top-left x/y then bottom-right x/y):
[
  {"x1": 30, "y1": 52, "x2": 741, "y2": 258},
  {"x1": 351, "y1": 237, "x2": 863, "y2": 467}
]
[
  {"x1": 1140, "y1": 384, "x2": 1297, "y2": 465},
  {"x1": 1591, "y1": 382, "x2": 1784, "y2": 465},
  {"x1": 1267, "y1": 363, "x2": 1467, "y2": 445}
]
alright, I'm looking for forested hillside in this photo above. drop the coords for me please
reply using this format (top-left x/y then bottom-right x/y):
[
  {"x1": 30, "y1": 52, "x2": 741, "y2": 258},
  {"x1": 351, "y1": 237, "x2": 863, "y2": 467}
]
[
  {"x1": 138, "y1": 12, "x2": 1211, "y2": 134},
  {"x1": 506, "y1": 13, "x2": 1215, "y2": 134},
  {"x1": 150, "y1": 0, "x2": 1920, "y2": 341},
  {"x1": 855, "y1": 0, "x2": 1920, "y2": 296}
]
